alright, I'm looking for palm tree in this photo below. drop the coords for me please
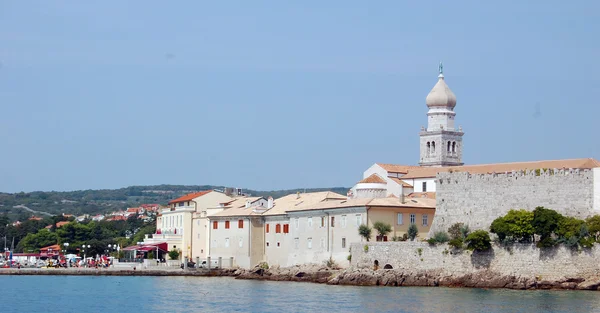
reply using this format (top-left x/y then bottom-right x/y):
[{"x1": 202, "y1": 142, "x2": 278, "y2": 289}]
[
  {"x1": 358, "y1": 224, "x2": 372, "y2": 242},
  {"x1": 373, "y1": 222, "x2": 392, "y2": 241}
]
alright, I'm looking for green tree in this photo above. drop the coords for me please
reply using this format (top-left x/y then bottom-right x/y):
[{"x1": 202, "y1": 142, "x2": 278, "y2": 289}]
[
  {"x1": 168, "y1": 249, "x2": 180, "y2": 260},
  {"x1": 372, "y1": 221, "x2": 392, "y2": 241},
  {"x1": 465, "y1": 230, "x2": 492, "y2": 252},
  {"x1": 407, "y1": 224, "x2": 418, "y2": 241},
  {"x1": 503, "y1": 209, "x2": 535, "y2": 242},
  {"x1": 490, "y1": 216, "x2": 510, "y2": 242},
  {"x1": 556, "y1": 217, "x2": 585, "y2": 247},
  {"x1": 532, "y1": 206, "x2": 562, "y2": 239},
  {"x1": 586, "y1": 215, "x2": 600, "y2": 241},
  {"x1": 358, "y1": 224, "x2": 372, "y2": 242}
]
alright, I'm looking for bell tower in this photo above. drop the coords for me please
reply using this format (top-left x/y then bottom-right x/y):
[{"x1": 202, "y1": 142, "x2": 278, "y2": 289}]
[{"x1": 419, "y1": 63, "x2": 464, "y2": 167}]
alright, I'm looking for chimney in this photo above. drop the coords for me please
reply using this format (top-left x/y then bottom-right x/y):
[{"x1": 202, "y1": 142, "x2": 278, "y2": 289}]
[
  {"x1": 400, "y1": 192, "x2": 405, "y2": 204},
  {"x1": 245, "y1": 200, "x2": 251, "y2": 209},
  {"x1": 296, "y1": 191, "x2": 300, "y2": 199},
  {"x1": 267, "y1": 197, "x2": 274, "y2": 209},
  {"x1": 237, "y1": 188, "x2": 243, "y2": 196}
]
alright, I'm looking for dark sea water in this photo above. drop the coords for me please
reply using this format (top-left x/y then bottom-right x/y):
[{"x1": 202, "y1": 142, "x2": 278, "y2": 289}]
[{"x1": 3, "y1": 276, "x2": 600, "y2": 313}]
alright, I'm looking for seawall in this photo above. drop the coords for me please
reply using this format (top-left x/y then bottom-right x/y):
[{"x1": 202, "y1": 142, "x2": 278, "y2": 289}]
[{"x1": 346, "y1": 242, "x2": 600, "y2": 289}]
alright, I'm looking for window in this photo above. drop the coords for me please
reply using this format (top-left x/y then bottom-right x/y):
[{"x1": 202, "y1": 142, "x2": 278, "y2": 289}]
[
  {"x1": 197, "y1": 220, "x2": 200, "y2": 226},
  {"x1": 447, "y1": 141, "x2": 451, "y2": 152},
  {"x1": 320, "y1": 238, "x2": 325, "y2": 248},
  {"x1": 321, "y1": 217, "x2": 325, "y2": 228},
  {"x1": 308, "y1": 217, "x2": 313, "y2": 228},
  {"x1": 197, "y1": 233, "x2": 200, "y2": 239},
  {"x1": 356, "y1": 214, "x2": 362, "y2": 226},
  {"x1": 225, "y1": 237, "x2": 230, "y2": 248},
  {"x1": 275, "y1": 224, "x2": 281, "y2": 233},
  {"x1": 341, "y1": 215, "x2": 347, "y2": 228},
  {"x1": 431, "y1": 141, "x2": 436, "y2": 153},
  {"x1": 307, "y1": 238, "x2": 312, "y2": 249},
  {"x1": 213, "y1": 221, "x2": 218, "y2": 229},
  {"x1": 178, "y1": 202, "x2": 184, "y2": 207},
  {"x1": 397, "y1": 213, "x2": 403, "y2": 225},
  {"x1": 410, "y1": 214, "x2": 416, "y2": 224},
  {"x1": 422, "y1": 181, "x2": 427, "y2": 192},
  {"x1": 239, "y1": 238, "x2": 243, "y2": 248},
  {"x1": 342, "y1": 237, "x2": 346, "y2": 249},
  {"x1": 331, "y1": 216, "x2": 335, "y2": 227},
  {"x1": 266, "y1": 242, "x2": 270, "y2": 247},
  {"x1": 452, "y1": 141, "x2": 456, "y2": 153},
  {"x1": 283, "y1": 224, "x2": 289, "y2": 234},
  {"x1": 422, "y1": 214, "x2": 428, "y2": 226},
  {"x1": 427, "y1": 142, "x2": 431, "y2": 155},
  {"x1": 294, "y1": 238, "x2": 299, "y2": 249},
  {"x1": 238, "y1": 219, "x2": 244, "y2": 229},
  {"x1": 294, "y1": 218, "x2": 299, "y2": 229},
  {"x1": 225, "y1": 221, "x2": 230, "y2": 229},
  {"x1": 266, "y1": 224, "x2": 270, "y2": 233}
]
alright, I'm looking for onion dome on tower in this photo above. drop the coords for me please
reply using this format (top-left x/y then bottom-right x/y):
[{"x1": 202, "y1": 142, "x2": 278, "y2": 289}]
[{"x1": 425, "y1": 62, "x2": 456, "y2": 109}]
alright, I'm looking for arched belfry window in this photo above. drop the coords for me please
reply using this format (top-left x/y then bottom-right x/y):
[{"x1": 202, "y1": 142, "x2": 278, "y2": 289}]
[
  {"x1": 431, "y1": 141, "x2": 436, "y2": 154},
  {"x1": 452, "y1": 142, "x2": 456, "y2": 154},
  {"x1": 447, "y1": 141, "x2": 451, "y2": 153},
  {"x1": 427, "y1": 142, "x2": 431, "y2": 155}
]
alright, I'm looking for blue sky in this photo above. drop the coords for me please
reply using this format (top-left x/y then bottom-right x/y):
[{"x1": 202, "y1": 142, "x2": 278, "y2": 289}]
[{"x1": 0, "y1": 1, "x2": 599, "y2": 193}]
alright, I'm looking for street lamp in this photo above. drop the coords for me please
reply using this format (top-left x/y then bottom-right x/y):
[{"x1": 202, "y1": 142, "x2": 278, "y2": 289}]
[
  {"x1": 82, "y1": 244, "x2": 90, "y2": 267},
  {"x1": 63, "y1": 243, "x2": 70, "y2": 267}
]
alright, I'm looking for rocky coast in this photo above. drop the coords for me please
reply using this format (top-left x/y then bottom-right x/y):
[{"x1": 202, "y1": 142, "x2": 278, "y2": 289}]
[{"x1": 4, "y1": 262, "x2": 600, "y2": 291}]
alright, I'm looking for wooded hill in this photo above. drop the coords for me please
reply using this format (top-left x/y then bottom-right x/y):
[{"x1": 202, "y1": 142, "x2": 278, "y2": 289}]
[{"x1": 0, "y1": 185, "x2": 349, "y2": 221}]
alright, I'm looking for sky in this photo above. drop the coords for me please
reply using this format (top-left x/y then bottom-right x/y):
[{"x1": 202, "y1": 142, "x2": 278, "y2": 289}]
[{"x1": 0, "y1": 1, "x2": 599, "y2": 193}]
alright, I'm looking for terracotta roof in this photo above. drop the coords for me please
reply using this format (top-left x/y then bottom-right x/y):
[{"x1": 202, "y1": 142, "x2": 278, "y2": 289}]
[
  {"x1": 358, "y1": 173, "x2": 387, "y2": 184},
  {"x1": 400, "y1": 158, "x2": 600, "y2": 179},
  {"x1": 389, "y1": 177, "x2": 412, "y2": 187},
  {"x1": 368, "y1": 197, "x2": 436, "y2": 208},
  {"x1": 287, "y1": 196, "x2": 435, "y2": 212},
  {"x1": 168, "y1": 190, "x2": 212, "y2": 204},
  {"x1": 376, "y1": 163, "x2": 419, "y2": 173},
  {"x1": 208, "y1": 197, "x2": 265, "y2": 218},
  {"x1": 262, "y1": 191, "x2": 347, "y2": 216},
  {"x1": 407, "y1": 192, "x2": 436, "y2": 200}
]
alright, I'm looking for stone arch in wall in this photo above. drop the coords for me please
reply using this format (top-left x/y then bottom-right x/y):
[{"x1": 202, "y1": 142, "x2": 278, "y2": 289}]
[{"x1": 383, "y1": 264, "x2": 393, "y2": 269}]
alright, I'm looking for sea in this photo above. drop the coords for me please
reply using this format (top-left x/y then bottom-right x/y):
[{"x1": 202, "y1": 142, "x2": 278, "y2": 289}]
[{"x1": 3, "y1": 275, "x2": 600, "y2": 313}]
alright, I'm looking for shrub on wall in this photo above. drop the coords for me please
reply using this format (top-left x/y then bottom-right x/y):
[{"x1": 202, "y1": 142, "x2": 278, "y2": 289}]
[
  {"x1": 586, "y1": 215, "x2": 600, "y2": 241},
  {"x1": 373, "y1": 222, "x2": 392, "y2": 242},
  {"x1": 448, "y1": 238, "x2": 463, "y2": 249},
  {"x1": 407, "y1": 224, "x2": 418, "y2": 241},
  {"x1": 448, "y1": 223, "x2": 465, "y2": 240},
  {"x1": 427, "y1": 231, "x2": 450, "y2": 245},
  {"x1": 490, "y1": 209, "x2": 534, "y2": 243},
  {"x1": 465, "y1": 230, "x2": 492, "y2": 252},
  {"x1": 358, "y1": 224, "x2": 372, "y2": 242}
]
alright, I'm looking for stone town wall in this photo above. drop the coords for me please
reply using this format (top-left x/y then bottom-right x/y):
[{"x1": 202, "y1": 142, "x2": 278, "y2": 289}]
[
  {"x1": 350, "y1": 242, "x2": 600, "y2": 281},
  {"x1": 429, "y1": 168, "x2": 597, "y2": 235}
]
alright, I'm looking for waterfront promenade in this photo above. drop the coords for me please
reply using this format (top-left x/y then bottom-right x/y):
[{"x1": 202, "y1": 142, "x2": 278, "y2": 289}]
[{"x1": 0, "y1": 267, "x2": 234, "y2": 277}]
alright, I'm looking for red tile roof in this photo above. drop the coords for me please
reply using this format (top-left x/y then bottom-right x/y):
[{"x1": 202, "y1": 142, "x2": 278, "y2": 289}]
[
  {"x1": 376, "y1": 163, "x2": 420, "y2": 173},
  {"x1": 168, "y1": 190, "x2": 213, "y2": 204},
  {"x1": 400, "y1": 158, "x2": 600, "y2": 179},
  {"x1": 358, "y1": 174, "x2": 387, "y2": 184}
]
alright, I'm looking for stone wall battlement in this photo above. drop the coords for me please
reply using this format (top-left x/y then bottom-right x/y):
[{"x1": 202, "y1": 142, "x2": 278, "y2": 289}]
[{"x1": 429, "y1": 168, "x2": 599, "y2": 236}]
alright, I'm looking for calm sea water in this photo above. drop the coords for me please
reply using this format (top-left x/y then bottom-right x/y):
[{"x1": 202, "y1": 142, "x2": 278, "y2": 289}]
[{"x1": 3, "y1": 275, "x2": 600, "y2": 313}]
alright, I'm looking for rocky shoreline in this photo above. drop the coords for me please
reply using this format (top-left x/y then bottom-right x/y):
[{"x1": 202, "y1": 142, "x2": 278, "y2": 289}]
[
  {"x1": 233, "y1": 264, "x2": 600, "y2": 291},
  {"x1": 3, "y1": 265, "x2": 600, "y2": 290}
]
